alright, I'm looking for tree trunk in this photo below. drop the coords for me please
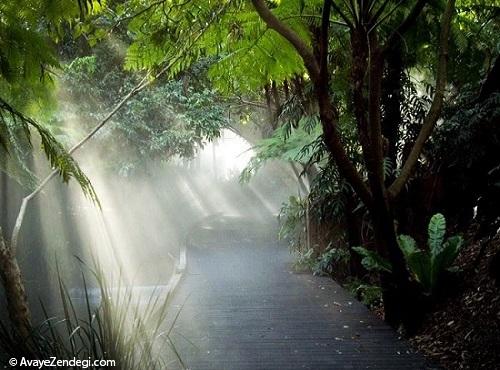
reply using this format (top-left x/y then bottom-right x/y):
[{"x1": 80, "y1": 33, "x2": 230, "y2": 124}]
[
  {"x1": 345, "y1": 192, "x2": 363, "y2": 277},
  {"x1": 263, "y1": 83, "x2": 275, "y2": 136},
  {"x1": 479, "y1": 56, "x2": 500, "y2": 101},
  {"x1": 283, "y1": 79, "x2": 290, "y2": 100},
  {"x1": 382, "y1": 42, "x2": 403, "y2": 181},
  {"x1": 368, "y1": 196, "x2": 423, "y2": 333},
  {"x1": 350, "y1": 27, "x2": 417, "y2": 331},
  {"x1": 0, "y1": 230, "x2": 32, "y2": 338}
]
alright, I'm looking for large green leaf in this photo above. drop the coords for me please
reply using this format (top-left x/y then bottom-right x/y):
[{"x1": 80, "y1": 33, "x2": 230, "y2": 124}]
[
  {"x1": 406, "y1": 251, "x2": 432, "y2": 292},
  {"x1": 352, "y1": 247, "x2": 392, "y2": 273},
  {"x1": 398, "y1": 215, "x2": 464, "y2": 294},
  {"x1": 430, "y1": 235, "x2": 463, "y2": 289},
  {"x1": 442, "y1": 236, "x2": 464, "y2": 268},
  {"x1": 428, "y1": 213, "x2": 446, "y2": 255}
]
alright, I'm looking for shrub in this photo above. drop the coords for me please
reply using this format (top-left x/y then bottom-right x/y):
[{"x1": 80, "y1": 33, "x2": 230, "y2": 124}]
[
  {"x1": 398, "y1": 213, "x2": 463, "y2": 294},
  {"x1": 313, "y1": 247, "x2": 350, "y2": 276},
  {"x1": 291, "y1": 248, "x2": 316, "y2": 271},
  {"x1": 0, "y1": 261, "x2": 184, "y2": 369},
  {"x1": 353, "y1": 213, "x2": 463, "y2": 295},
  {"x1": 345, "y1": 279, "x2": 383, "y2": 308}
]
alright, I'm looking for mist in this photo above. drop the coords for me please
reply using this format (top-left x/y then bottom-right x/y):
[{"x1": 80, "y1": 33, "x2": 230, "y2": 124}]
[{"x1": 0, "y1": 127, "x2": 297, "y2": 321}]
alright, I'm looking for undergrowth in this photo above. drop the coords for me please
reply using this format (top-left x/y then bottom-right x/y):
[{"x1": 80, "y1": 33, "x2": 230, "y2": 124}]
[{"x1": 0, "y1": 258, "x2": 185, "y2": 369}]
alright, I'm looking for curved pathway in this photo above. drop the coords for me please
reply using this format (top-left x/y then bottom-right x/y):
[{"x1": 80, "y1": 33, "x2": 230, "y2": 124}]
[{"x1": 165, "y1": 215, "x2": 437, "y2": 370}]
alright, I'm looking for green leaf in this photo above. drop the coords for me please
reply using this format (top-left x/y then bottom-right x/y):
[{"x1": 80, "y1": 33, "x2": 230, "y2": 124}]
[
  {"x1": 406, "y1": 251, "x2": 432, "y2": 292},
  {"x1": 428, "y1": 213, "x2": 446, "y2": 255},
  {"x1": 398, "y1": 234, "x2": 418, "y2": 258},
  {"x1": 352, "y1": 247, "x2": 392, "y2": 273},
  {"x1": 398, "y1": 214, "x2": 463, "y2": 294},
  {"x1": 430, "y1": 235, "x2": 463, "y2": 289},
  {"x1": 441, "y1": 236, "x2": 463, "y2": 267},
  {"x1": 0, "y1": 97, "x2": 99, "y2": 204}
]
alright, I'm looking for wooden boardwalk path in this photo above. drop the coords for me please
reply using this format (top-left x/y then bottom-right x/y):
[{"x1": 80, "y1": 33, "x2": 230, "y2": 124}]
[{"x1": 165, "y1": 216, "x2": 437, "y2": 370}]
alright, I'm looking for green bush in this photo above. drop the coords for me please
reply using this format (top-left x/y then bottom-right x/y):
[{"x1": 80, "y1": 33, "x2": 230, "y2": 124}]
[
  {"x1": 353, "y1": 213, "x2": 463, "y2": 295},
  {"x1": 313, "y1": 247, "x2": 350, "y2": 276},
  {"x1": 291, "y1": 248, "x2": 316, "y2": 271},
  {"x1": 278, "y1": 195, "x2": 308, "y2": 252},
  {"x1": 398, "y1": 213, "x2": 463, "y2": 294},
  {"x1": 345, "y1": 279, "x2": 383, "y2": 308}
]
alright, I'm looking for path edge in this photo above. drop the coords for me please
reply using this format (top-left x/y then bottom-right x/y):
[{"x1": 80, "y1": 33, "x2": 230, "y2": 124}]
[{"x1": 165, "y1": 243, "x2": 187, "y2": 296}]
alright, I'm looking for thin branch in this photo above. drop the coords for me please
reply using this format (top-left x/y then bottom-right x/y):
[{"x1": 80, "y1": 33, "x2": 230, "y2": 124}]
[
  {"x1": 369, "y1": 0, "x2": 392, "y2": 25},
  {"x1": 331, "y1": 1, "x2": 355, "y2": 29},
  {"x1": 368, "y1": 0, "x2": 405, "y2": 34},
  {"x1": 280, "y1": 14, "x2": 349, "y2": 28},
  {"x1": 388, "y1": 0, "x2": 455, "y2": 199},
  {"x1": 9, "y1": 3, "x2": 231, "y2": 253},
  {"x1": 320, "y1": 0, "x2": 333, "y2": 79},
  {"x1": 367, "y1": 0, "x2": 382, "y2": 18},
  {"x1": 381, "y1": 0, "x2": 428, "y2": 52},
  {"x1": 348, "y1": 0, "x2": 360, "y2": 23},
  {"x1": 107, "y1": 0, "x2": 195, "y2": 34},
  {"x1": 236, "y1": 98, "x2": 268, "y2": 109}
]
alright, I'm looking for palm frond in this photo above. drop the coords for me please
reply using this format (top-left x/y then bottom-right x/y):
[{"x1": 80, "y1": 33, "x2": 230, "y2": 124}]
[{"x1": 0, "y1": 96, "x2": 98, "y2": 204}]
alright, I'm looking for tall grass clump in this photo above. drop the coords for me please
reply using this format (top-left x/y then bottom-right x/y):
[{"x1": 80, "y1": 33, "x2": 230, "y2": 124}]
[{"x1": 0, "y1": 258, "x2": 185, "y2": 369}]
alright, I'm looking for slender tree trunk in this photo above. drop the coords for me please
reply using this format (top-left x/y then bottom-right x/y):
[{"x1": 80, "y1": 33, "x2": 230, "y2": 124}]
[
  {"x1": 350, "y1": 28, "x2": 416, "y2": 329},
  {"x1": 283, "y1": 79, "x2": 290, "y2": 100},
  {"x1": 290, "y1": 162, "x2": 312, "y2": 253},
  {"x1": 263, "y1": 83, "x2": 274, "y2": 136},
  {"x1": 368, "y1": 199, "x2": 414, "y2": 329},
  {"x1": 0, "y1": 159, "x2": 32, "y2": 338},
  {"x1": 382, "y1": 42, "x2": 403, "y2": 180},
  {"x1": 0, "y1": 230, "x2": 31, "y2": 338},
  {"x1": 479, "y1": 56, "x2": 499, "y2": 101},
  {"x1": 271, "y1": 81, "x2": 281, "y2": 108},
  {"x1": 345, "y1": 191, "x2": 363, "y2": 277},
  {"x1": 292, "y1": 75, "x2": 304, "y2": 103}
]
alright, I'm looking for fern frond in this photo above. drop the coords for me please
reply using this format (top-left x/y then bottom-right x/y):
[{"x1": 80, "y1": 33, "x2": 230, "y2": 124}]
[{"x1": 0, "y1": 96, "x2": 99, "y2": 204}]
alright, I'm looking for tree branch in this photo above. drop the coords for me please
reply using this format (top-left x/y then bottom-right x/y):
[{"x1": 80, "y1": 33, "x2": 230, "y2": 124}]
[
  {"x1": 251, "y1": 0, "x2": 372, "y2": 206},
  {"x1": 388, "y1": 0, "x2": 455, "y2": 199},
  {"x1": 234, "y1": 98, "x2": 268, "y2": 109},
  {"x1": 251, "y1": 0, "x2": 320, "y2": 82},
  {"x1": 381, "y1": 0, "x2": 428, "y2": 53},
  {"x1": 330, "y1": 1, "x2": 355, "y2": 28},
  {"x1": 320, "y1": 0, "x2": 332, "y2": 79}
]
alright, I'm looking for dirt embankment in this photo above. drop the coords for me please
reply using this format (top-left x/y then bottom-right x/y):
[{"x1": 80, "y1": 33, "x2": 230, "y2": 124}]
[{"x1": 411, "y1": 233, "x2": 500, "y2": 369}]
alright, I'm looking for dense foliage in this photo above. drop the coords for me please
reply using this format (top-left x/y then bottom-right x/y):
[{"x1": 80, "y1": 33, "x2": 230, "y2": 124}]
[
  {"x1": 0, "y1": 0, "x2": 102, "y2": 195},
  {"x1": 56, "y1": 52, "x2": 228, "y2": 175}
]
